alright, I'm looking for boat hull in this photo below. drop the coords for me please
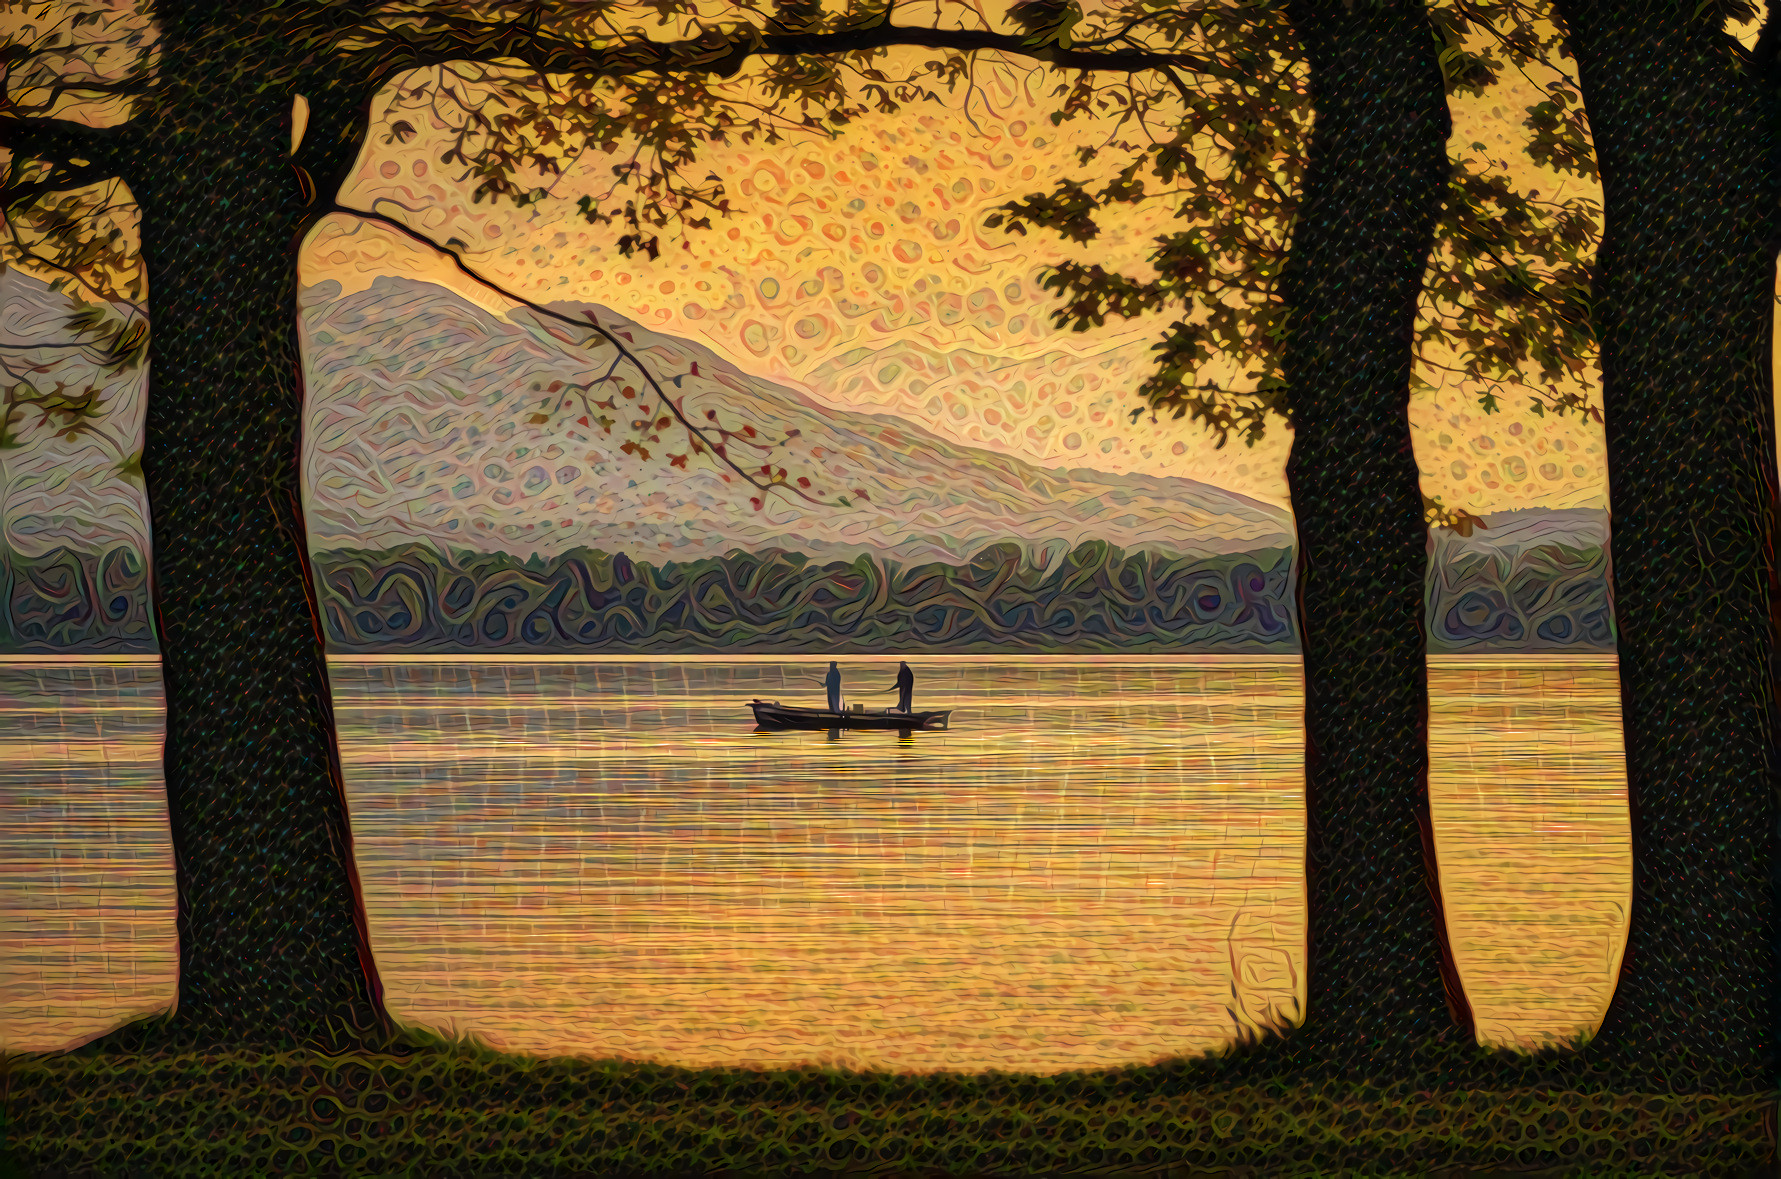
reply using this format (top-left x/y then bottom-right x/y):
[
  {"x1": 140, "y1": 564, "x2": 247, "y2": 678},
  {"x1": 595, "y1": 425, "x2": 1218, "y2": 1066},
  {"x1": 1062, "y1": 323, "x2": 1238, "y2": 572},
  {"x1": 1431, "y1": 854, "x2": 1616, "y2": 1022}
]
[{"x1": 749, "y1": 700, "x2": 951, "y2": 731}]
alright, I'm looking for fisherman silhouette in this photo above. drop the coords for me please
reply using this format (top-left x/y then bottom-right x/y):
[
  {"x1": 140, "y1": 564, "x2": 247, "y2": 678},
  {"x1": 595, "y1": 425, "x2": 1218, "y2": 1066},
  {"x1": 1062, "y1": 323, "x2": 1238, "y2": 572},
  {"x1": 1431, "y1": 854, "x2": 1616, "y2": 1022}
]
[
  {"x1": 894, "y1": 660, "x2": 914, "y2": 713},
  {"x1": 825, "y1": 660, "x2": 842, "y2": 712}
]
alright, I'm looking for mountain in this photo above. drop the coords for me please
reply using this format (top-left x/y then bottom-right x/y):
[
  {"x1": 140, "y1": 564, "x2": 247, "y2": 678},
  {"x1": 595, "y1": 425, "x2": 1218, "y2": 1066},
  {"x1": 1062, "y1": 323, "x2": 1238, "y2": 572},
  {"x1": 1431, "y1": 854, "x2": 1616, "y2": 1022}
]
[
  {"x1": 1429, "y1": 506, "x2": 1609, "y2": 557},
  {"x1": 298, "y1": 276, "x2": 1294, "y2": 568},
  {"x1": 0, "y1": 270, "x2": 156, "y2": 653},
  {"x1": 0, "y1": 269, "x2": 152, "y2": 561},
  {"x1": 800, "y1": 337, "x2": 1175, "y2": 477}
]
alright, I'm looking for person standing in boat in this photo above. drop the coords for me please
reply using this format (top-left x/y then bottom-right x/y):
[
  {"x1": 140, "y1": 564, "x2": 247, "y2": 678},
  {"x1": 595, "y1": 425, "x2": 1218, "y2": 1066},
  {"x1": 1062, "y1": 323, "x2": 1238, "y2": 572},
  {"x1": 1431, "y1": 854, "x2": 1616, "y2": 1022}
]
[
  {"x1": 894, "y1": 660, "x2": 914, "y2": 713},
  {"x1": 825, "y1": 660, "x2": 843, "y2": 712}
]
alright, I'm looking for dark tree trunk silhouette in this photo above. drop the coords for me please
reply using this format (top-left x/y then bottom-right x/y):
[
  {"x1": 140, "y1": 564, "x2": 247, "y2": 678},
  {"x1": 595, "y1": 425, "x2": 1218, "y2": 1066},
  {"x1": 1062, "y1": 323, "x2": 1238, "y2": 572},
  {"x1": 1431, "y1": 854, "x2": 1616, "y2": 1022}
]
[
  {"x1": 1274, "y1": 0, "x2": 1469, "y2": 1067},
  {"x1": 111, "y1": 5, "x2": 391, "y2": 1049},
  {"x1": 1547, "y1": 0, "x2": 1778, "y2": 1093}
]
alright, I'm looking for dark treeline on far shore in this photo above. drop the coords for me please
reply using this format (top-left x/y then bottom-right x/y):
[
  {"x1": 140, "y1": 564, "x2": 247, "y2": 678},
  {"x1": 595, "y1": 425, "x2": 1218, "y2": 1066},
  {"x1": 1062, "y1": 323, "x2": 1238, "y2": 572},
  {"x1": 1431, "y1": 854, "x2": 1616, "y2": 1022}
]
[{"x1": 311, "y1": 540, "x2": 1302, "y2": 654}]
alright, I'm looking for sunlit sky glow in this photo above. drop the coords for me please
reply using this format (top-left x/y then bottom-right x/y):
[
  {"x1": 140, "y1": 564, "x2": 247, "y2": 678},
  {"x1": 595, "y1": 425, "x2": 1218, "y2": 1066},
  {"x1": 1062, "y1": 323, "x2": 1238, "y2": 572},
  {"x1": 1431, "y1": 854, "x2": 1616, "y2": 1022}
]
[{"x1": 302, "y1": 27, "x2": 1619, "y2": 515}]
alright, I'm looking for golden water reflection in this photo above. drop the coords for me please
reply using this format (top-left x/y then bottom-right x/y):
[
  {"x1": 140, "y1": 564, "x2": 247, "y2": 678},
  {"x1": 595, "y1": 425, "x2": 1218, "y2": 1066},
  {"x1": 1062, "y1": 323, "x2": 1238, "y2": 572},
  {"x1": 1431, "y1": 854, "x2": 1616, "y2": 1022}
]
[
  {"x1": 1428, "y1": 656, "x2": 1630, "y2": 1052},
  {"x1": 0, "y1": 660, "x2": 175, "y2": 1054},
  {"x1": 332, "y1": 658, "x2": 1308, "y2": 1074},
  {"x1": 1, "y1": 655, "x2": 1632, "y2": 1069}
]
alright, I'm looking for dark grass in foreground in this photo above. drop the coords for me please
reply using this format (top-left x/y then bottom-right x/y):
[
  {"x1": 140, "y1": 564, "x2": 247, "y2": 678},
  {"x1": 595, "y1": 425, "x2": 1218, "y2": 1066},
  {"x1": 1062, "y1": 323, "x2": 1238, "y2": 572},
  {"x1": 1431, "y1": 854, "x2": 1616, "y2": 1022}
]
[{"x1": 2, "y1": 1023, "x2": 1774, "y2": 1177}]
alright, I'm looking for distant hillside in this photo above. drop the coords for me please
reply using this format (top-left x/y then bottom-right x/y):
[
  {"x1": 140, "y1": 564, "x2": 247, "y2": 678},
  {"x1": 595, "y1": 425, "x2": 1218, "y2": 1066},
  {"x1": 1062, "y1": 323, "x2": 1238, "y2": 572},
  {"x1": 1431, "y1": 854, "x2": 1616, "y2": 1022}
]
[
  {"x1": 1427, "y1": 508, "x2": 1613, "y2": 652},
  {"x1": 0, "y1": 263, "x2": 1616, "y2": 654},
  {"x1": 801, "y1": 336, "x2": 1165, "y2": 475},
  {"x1": 1433, "y1": 507, "x2": 1608, "y2": 556},
  {"x1": 314, "y1": 539, "x2": 1300, "y2": 655},
  {"x1": 299, "y1": 276, "x2": 1293, "y2": 568},
  {"x1": 0, "y1": 271, "x2": 156, "y2": 654}
]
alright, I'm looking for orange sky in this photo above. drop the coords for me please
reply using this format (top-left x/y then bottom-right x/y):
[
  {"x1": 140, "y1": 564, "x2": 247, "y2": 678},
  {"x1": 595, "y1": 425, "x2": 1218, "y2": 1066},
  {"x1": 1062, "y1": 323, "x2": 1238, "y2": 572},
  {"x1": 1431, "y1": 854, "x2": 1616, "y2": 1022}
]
[{"x1": 301, "y1": 21, "x2": 1631, "y2": 516}]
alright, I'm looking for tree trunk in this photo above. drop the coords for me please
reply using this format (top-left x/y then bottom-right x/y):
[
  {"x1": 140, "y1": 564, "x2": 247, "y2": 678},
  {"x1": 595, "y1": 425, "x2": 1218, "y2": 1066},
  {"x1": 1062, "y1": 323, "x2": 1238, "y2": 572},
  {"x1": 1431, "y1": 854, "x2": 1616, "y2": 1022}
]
[
  {"x1": 1547, "y1": 1, "x2": 1779, "y2": 1093},
  {"x1": 1275, "y1": 0, "x2": 1469, "y2": 1069},
  {"x1": 113, "y1": 8, "x2": 390, "y2": 1050}
]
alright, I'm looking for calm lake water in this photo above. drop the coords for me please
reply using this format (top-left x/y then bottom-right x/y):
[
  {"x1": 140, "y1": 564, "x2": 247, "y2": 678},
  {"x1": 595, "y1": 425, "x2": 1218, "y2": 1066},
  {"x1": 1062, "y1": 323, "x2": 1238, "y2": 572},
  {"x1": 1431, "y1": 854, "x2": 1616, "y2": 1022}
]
[
  {"x1": 0, "y1": 660, "x2": 176, "y2": 1053},
  {"x1": 1, "y1": 655, "x2": 1629, "y2": 1071},
  {"x1": 1427, "y1": 656, "x2": 1631, "y2": 1052},
  {"x1": 331, "y1": 657, "x2": 1308, "y2": 1074}
]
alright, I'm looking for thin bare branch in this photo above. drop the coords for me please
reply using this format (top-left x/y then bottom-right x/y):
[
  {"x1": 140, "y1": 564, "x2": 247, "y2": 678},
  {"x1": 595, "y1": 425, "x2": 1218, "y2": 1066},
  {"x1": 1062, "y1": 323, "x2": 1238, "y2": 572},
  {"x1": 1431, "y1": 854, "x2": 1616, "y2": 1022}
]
[{"x1": 333, "y1": 200, "x2": 836, "y2": 506}]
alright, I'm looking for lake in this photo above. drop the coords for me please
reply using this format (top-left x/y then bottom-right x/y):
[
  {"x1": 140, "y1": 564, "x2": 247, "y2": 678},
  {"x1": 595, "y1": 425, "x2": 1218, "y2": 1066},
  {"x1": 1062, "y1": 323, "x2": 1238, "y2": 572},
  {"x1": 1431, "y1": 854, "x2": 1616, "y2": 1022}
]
[
  {"x1": 0, "y1": 660, "x2": 176, "y2": 1052},
  {"x1": 1, "y1": 655, "x2": 1628, "y2": 1071}
]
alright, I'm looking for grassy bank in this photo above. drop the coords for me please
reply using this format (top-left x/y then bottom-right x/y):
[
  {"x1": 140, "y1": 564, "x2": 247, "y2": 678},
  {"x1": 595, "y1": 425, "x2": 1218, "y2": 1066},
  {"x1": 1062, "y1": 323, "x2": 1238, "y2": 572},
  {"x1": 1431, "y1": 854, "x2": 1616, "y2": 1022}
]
[{"x1": 3, "y1": 1028, "x2": 1772, "y2": 1176}]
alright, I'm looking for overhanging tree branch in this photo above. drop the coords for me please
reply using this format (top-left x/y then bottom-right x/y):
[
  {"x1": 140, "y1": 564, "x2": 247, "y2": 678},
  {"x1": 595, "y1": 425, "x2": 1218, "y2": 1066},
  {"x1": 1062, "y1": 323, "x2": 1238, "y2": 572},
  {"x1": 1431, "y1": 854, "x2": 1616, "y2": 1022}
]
[
  {"x1": 4, "y1": 76, "x2": 151, "y2": 113},
  {"x1": 364, "y1": 16, "x2": 1250, "y2": 84},
  {"x1": 0, "y1": 337, "x2": 116, "y2": 353},
  {"x1": 0, "y1": 114, "x2": 136, "y2": 172},
  {"x1": 0, "y1": 161, "x2": 112, "y2": 206},
  {"x1": 0, "y1": 171, "x2": 147, "y2": 314},
  {"x1": 332, "y1": 200, "x2": 840, "y2": 507}
]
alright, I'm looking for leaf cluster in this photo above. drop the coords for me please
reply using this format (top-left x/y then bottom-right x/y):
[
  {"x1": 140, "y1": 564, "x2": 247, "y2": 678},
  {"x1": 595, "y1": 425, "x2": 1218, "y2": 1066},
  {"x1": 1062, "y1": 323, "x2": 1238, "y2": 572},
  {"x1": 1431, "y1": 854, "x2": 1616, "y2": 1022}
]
[
  {"x1": 1, "y1": 369, "x2": 106, "y2": 449},
  {"x1": 986, "y1": 0, "x2": 1610, "y2": 453}
]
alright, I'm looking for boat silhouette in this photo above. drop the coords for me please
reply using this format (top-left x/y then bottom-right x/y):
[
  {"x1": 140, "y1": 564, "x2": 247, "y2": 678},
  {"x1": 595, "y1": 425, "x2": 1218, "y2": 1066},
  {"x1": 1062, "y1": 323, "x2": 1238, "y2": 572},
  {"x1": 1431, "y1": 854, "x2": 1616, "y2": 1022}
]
[{"x1": 749, "y1": 699, "x2": 952, "y2": 731}]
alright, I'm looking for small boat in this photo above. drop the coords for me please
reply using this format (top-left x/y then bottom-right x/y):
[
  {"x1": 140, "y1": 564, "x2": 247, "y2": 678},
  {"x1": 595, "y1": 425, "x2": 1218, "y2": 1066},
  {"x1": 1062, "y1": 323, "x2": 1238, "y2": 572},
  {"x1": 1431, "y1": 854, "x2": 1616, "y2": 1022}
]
[{"x1": 749, "y1": 699, "x2": 952, "y2": 731}]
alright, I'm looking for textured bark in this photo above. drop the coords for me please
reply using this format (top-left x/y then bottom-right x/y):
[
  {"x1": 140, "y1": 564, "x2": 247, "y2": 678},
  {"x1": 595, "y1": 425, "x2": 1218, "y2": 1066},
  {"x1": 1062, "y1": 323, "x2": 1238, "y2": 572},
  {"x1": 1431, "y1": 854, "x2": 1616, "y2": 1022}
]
[
  {"x1": 1548, "y1": 1, "x2": 1778, "y2": 1093},
  {"x1": 117, "y1": 4, "x2": 390, "y2": 1049},
  {"x1": 1275, "y1": 0, "x2": 1467, "y2": 1066}
]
